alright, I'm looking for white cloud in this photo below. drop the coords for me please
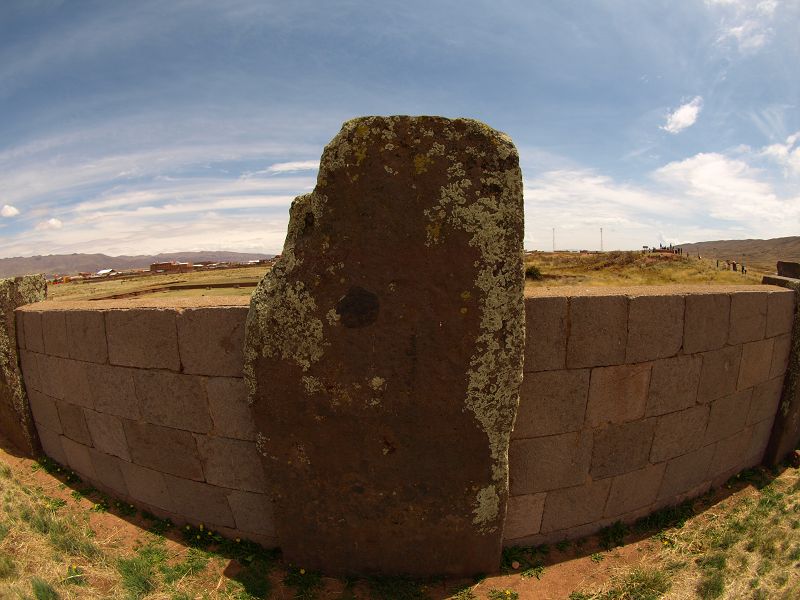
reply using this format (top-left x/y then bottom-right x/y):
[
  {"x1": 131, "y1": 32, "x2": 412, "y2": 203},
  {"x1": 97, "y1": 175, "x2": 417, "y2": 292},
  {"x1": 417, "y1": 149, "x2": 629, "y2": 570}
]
[
  {"x1": 707, "y1": 0, "x2": 779, "y2": 53},
  {"x1": 661, "y1": 97, "x2": 703, "y2": 134},
  {"x1": 760, "y1": 131, "x2": 800, "y2": 175},
  {"x1": 1, "y1": 204, "x2": 19, "y2": 217},
  {"x1": 35, "y1": 218, "x2": 63, "y2": 230},
  {"x1": 263, "y1": 160, "x2": 319, "y2": 175}
]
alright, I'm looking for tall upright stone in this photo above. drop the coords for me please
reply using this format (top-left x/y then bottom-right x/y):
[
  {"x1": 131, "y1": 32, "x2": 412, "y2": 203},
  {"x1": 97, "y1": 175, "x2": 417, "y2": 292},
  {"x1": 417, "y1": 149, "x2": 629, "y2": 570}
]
[
  {"x1": 0, "y1": 275, "x2": 46, "y2": 455},
  {"x1": 244, "y1": 116, "x2": 525, "y2": 576}
]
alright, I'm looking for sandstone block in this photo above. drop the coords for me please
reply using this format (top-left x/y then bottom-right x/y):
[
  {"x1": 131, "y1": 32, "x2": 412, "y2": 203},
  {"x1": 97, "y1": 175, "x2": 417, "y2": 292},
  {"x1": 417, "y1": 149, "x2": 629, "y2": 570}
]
[
  {"x1": 591, "y1": 419, "x2": 656, "y2": 479},
  {"x1": 41, "y1": 311, "x2": 69, "y2": 358},
  {"x1": 513, "y1": 369, "x2": 589, "y2": 438},
  {"x1": 586, "y1": 363, "x2": 651, "y2": 427},
  {"x1": 705, "y1": 390, "x2": 751, "y2": 444},
  {"x1": 88, "y1": 450, "x2": 129, "y2": 496},
  {"x1": 683, "y1": 293, "x2": 730, "y2": 354},
  {"x1": 37, "y1": 425, "x2": 66, "y2": 465},
  {"x1": 745, "y1": 418, "x2": 773, "y2": 465},
  {"x1": 697, "y1": 345, "x2": 742, "y2": 403},
  {"x1": 626, "y1": 295, "x2": 684, "y2": 362},
  {"x1": 19, "y1": 350, "x2": 41, "y2": 393},
  {"x1": 133, "y1": 370, "x2": 211, "y2": 433},
  {"x1": 605, "y1": 463, "x2": 666, "y2": 517},
  {"x1": 737, "y1": 338, "x2": 774, "y2": 390},
  {"x1": 22, "y1": 311, "x2": 45, "y2": 353},
  {"x1": 124, "y1": 420, "x2": 203, "y2": 480},
  {"x1": 106, "y1": 309, "x2": 180, "y2": 370},
  {"x1": 27, "y1": 390, "x2": 62, "y2": 433},
  {"x1": 61, "y1": 359, "x2": 93, "y2": 408},
  {"x1": 244, "y1": 116, "x2": 525, "y2": 576},
  {"x1": 56, "y1": 400, "x2": 91, "y2": 445},
  {"x1": 650, "y1": 404, "x2": 710, "y2": 463},
  {"x1": 84, "y1": 409, "x2": 130, "y2": 460},
  {"x1": 177, "y1": 307, "x2": 247, "y2": 377},
  {"x1": 504, "y1": 493, "x2": 546, "y2": 540},
  {"x1": 509, "y1": 431, "x2": 592, "y2": 494},
  {"x1": 729, "y1": 292, "x2": 767, "y2": 344},
  {"x1": 658, "y1": 444, "x2": 714, "y2": 501},
  {"x1": 770, "y1": 333, "x2": 792, "y2": 378},
  {"x1": 196, "y1": 436, "x2": 267, "y2": 493},
  {"x1": 37, "y1": 354, "x2": 67, "y2": 400},
  {"x1": 523, "y1": 297, "x2": 567, "y2": 372},
  {"x1": 206, "y1": 377, "x2": 255, "y2": 441},
  {"x1": 646, "y1": 354, "x2": 702, "y2": 417},
  {"x1": 163, "y1": 474, "x2": 235, "y2": 528},
  {"x1": 15, "y1": 311, "x2": 25, "y2": 350},
  {"x1": 766, "y1": 290, "x2": 795, "y2": 337},
  {"x1": 85, "y1": 364, "x2": 139, "y2": 419},
  {"x1": 227, "y1": 490, "x2": 277, "y2": 536},
  {"x1": 566, "y1": 296, "x2": 627, "y2": 368},
  {"x1": 748, "y1": 377, "x2": 783, "y2": 425},
  {"x1": 60, "y1": 436, "x2": 96, "y2": 479},
  {"x1": 119, "y1": 461, "x2": 175, "y2": 512},
  {"x1": 540, "y1": 479, "x2": 612, "y2": 533},
  {"x1": 65, "y1": 311, "x2": 108, "y2": 363},
  {"x1": 709, "y1": 430, "x2": 752, "y2": 479}
]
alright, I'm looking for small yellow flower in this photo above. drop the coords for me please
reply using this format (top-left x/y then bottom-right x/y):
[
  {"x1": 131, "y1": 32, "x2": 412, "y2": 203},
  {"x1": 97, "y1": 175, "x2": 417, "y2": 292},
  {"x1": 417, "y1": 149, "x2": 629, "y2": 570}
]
[
  {"x1": 196, "y1": 534, "x2": 200, "y2": 539},
  {"x1": 199, "y1": 523, "x2": 204, "y2": 531},
  {"x1": 235, "y1": 538, "x2": 241, "y2": 543},
  {"x1": 300, "y1": 568, "x2": 306, "y2": 575}
]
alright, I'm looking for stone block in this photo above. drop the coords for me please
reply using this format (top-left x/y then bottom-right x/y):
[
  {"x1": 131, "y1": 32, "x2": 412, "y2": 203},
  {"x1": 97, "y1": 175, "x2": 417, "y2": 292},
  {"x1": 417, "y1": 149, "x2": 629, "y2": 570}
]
[
  {"x1": 84, "y1": 409, "x2": 130, "y2": 460},
  {"x1": 124, "y1": 420, "x2": 203, "y2": 481},
  {"x1": 106, "y1": 309, "x2": 180, "y2": 370},
  {"x1": 646, "y1": 354, "x2": 702, "y2": 417},
  {"x1": 745, "y1": 418, "x2": 773, "y2": 465},
  {"x1": 514, "y1": 369, "x2": 589, "y2": 438},
  {"x1": 729, "y1": 291, "x2": 767, "y2": 344},
  {"x1": 207, "y1": 378, "x2": 255, "y2": 441},
  {"x1": 27, "y1": 390, "x2": 62, "y2": 433},
  {"x1": 766, "y1": 290, "x2": 795, "y2": 337},
  {"x1": 504, "y1": 493, "x2": 546, "y2": 540},
  {"x1": 133, "y1": 370, "x2": 211, "y2": 433},
  {"x1": 697, "y1": 345, "x2": 742, "y2": 403},
  {"x1": 119, "y1": 461, "x2": 175, "y2": 511},
  {"x1": 626, "y1": 295, "x2": 684, "y2": 362},
  {"x1": 590, "y1": 419, "x2": 656, "y2": 479},
  {"x1": 658, "y1": 444, "x2": 715, "y2": 501},
  {"x1": 709, "y1": 430, "x2": 752, "y2": 479},
  {"x1": 770, "y1": 333, "x2": 792, "y2": 378},
  {"x1": 163, "y1": 474, "x2": 235, "y2": 528},
  {"x1": 566, "y1": 296, "x2": 627, "y2": 368},
  {"x1": 60, "y1": 436, "x2": 96, "y2": 479},
  {"x1": 605, "y1": 463, "x2": 666, "y2": 517},
  {"x1": 41, "y1": 311, "x2": 68, "y2": 358},
  {"x1": 22, "y1": 311, "x2": 44, "y2": 353},
  {"x1": 85, "y1": 364, "x2": 139, "y2": 419},
  {"x1": 523, "y1": 297, "x2": 567, "y2": 372},
  {"x1": 540, "y1": 479, "x2": 611, "y2": 533},
  {"x1": 586, "y1": 363, "x2": 651, "y2": 427},
  {"x1": 55, "y1": 400, "x2": 92, "y2": 445},
  {"x1": 37, "y1": 424, "x2": 66, "y2": 465},
  {"x1": 738, "y1": 338, "x2": 774, "y2": 390},
  {"x1": 705, "y1": 390, "x2": 751, "y2": 444},
  {"x1": 15, "y1": 311, "x2": 25, "y2": 350},
  {"x1": 61, "y1": 359, "x2": 93, "y2": 408},
  {"x1": 650, "y1": 405, "x2": 710, "y2": 463},
  {"x1": 177, "y1": 307, "x2": 247, "y2": 377},
  {"x1": 227, "y1": 490, "x2": 278, "y2": 536},
  {"x1": 748, "y1": 377, "x2": 783, "y2": 426},
  {"x1": 65, "y1": 311, "x2": 108, "y2": 363},
  {"x1": 88, "y1": 450, "x2": 129, "y2": 496},
  {"x1": 196, "y1": 436, "x2": 267, "y2": 493},
  {"x1": 19, "y1": 350, "x2": 41, "y2": 393},
  {"x1": 37, "y1": 354, "x2": 66, "y2": 400},
  {"x1": 683, "y1": 293, "x2": 730, "y2": 354},
  {"x1": 509, "y1": 431, "x2": 592, "y2": 494}
]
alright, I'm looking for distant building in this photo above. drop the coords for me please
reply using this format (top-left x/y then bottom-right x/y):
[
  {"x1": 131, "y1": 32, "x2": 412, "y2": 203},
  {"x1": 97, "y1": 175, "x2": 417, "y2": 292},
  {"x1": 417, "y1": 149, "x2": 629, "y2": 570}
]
[{"x1": 150, "y1": 261, "x2": 193, "y2": 273}]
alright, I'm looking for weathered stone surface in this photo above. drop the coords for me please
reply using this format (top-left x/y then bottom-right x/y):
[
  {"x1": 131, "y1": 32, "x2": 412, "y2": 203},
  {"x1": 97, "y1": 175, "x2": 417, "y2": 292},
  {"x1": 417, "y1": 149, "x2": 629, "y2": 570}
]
[
  {"x1": 626, "y1": 295, "x2": 684, "y2": 362},
  {"x1": 119, "y1": 461, "x2": 175, "y2": 512},
  {"x1": 737, "y1": 338, "x2": 774, "y2": 390},
  {"x1": 65, "y1": 310, "x2": 108, "y2": 363},
  {"x1": 704, "y1": 389, "x2": 751, "y2": 444},
  {"x1": 41, "y1": 311, "x2": 69, "y2": 358},
  {"x1": 605, "y1": 463, "x2": 665, "y2": 517},
  {"x1": 133, "y1": 370, "x2": 211, "y2": 433},
  {"x1": 227, "y1": 490, "x2": 277, "y2": 536},
  {"x1": 566, "y1": 296, "x2": 627, "y2": 368},
  {"x1": 196, "y1": 436, "x2": 267, "y2": 492},
  {"x1": 0, "y1": 276, "x2": 46, "y2": 456},
  {"x1": 244, "y1": 116, "x2": 525, "y2": 576},
  {"x1": 163, "y1": 474, "x2": 236, "y2": 528},
  {"x1": 586, "y1": 363, "x2": 651, "y2": 427},
  {"x1": 88, "y1": 450, "x2": 129, "y2": 496},
  {"x1": 84, "y1": 409, "x2": 130, "y2": 460},
  {"x1": 646, "y1": 354, "x2": 702, "y2": 417},
  {"x1": 513, "y1": 369, "x2": 589, "y2": 438},
  {"x1": 683, "y1": 293, "x2": 730, "y2": 354},
  {"x1": 177, "y1": 307, "x2": 247, "y2": 376},
  {"x1": 85, "y1": 364, "x2": 140, "y2": 419},
  {"x1": 540, "y1": 479, "x2": 611, "y2": 533},
  {"x1": 22, "y1": 310, "x2": 45, "y2": 353},
  {"x1": 206, "y1": 377, "x2": 256, "y2": 441},
  {"x1": 766, "y1": 290, "x2": 795, "y2": 337},
  {"x1": 591, "y1": 419, "x2": 656, "y2": 479},
  {"x1": 106, "y1": 309, "x2": 180, "y2": 370},
  {"x1": 123, "y1": 420, "x2": 204, "y2": 481},
  {"x1": 697, "y1": 345, "x2": 742, "y2": 403},
  {"x1": 748, "y1": 376, "x2": 783, "y2": 425},
  {"x1": 60, "y1": 436, "x2": 96, "y2": 479},
  {"x1": 27, "y1": 390, "x2": 62, "y2": 434},
  {"x1": 509, "y1": 431, "x2": 592, "y2": 494},
  {"x1": 650, "y1": 405, "x2": 709, "y2": 463},
  {"x1": 777, "y1": 261, "x2": 800, "y2": 279},
  {"x1": 728, "y1": 291, "x2": 767, "y2": 344},
  {"x1": 523, "y1": 297, "x2": 567, "y2": 372},
  {"x1": 56, "y1": 400, "x2": 92, "y2": 445},
  {"x1": 503, "y1": 493, "x2": 546, "y2": 540},
  {"x1": 657, "y1": 444, "x2": 714, "y2": 501}
]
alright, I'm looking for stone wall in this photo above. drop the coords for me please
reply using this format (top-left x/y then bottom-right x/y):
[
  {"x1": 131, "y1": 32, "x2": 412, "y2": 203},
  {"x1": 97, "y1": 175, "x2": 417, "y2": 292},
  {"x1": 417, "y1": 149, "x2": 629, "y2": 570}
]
[
  {"x1": 10, "y1": 285, "x2": 798, "y2": 552},
  {"x1": 15, "y1": 297, "x2": 276, "y2": 546},
  {"x1": 505, "y1": 285, "x2": 795, "y2": 545}
]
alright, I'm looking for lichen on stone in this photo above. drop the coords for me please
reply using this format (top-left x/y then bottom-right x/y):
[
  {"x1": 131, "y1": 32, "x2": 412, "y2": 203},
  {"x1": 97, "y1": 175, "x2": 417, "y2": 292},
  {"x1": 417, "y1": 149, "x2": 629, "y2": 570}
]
[{"x1": 472, "y1": 484, "x2": 500, "y2": 529}]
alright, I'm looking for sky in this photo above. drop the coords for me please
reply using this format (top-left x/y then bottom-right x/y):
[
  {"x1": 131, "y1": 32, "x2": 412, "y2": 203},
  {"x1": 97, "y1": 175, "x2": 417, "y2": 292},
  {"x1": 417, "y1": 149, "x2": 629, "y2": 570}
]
[{"x1": 0, "y1": 0, "x2": 798, "y2": 257}]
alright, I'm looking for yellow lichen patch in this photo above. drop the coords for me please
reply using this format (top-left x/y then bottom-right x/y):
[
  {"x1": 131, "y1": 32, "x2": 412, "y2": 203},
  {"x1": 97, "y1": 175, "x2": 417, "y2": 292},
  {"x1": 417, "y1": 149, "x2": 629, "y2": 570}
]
[
  {"x1": 302, "y1": 376, "x2": 324, "y2": 395},
  {"x1": 369, "y1": 376, "x2": 385, "y2": 391},
  {"x1": 460, "y1": 291, "x2": 472, "y2": 301},
  {"x1": 414, "y1": 153, "x2": 432, "y2": 174},
  {"x1": 472, "y1": 485, "x2": 500, "y2": 532}
]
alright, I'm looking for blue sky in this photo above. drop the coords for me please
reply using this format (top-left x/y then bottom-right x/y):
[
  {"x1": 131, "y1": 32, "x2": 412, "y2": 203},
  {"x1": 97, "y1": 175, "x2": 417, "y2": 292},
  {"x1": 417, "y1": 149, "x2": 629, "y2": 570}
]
[{"x1": 0, "y1": 0, "x2": 798, "y2": 257}]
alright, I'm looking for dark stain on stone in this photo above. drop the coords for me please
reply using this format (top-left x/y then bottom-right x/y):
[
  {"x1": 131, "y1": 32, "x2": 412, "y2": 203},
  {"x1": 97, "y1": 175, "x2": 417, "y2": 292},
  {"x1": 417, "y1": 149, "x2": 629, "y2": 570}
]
[
  {"x1": 336, "y1": 286, "x2": 379, "y2": 328},
  {"x1": 303, "y1": 212, "x2": 315, "y2": 232}
]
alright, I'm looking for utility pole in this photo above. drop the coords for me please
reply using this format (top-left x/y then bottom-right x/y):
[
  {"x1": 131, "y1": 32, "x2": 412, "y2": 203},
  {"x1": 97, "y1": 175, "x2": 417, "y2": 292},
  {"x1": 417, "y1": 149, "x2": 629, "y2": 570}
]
[
  {"x1": 600, "y1": 227, "x2": 603, "y2": 252},
  {"x1": 552, "y1": 228, "x2": 555, "y2": 252}
]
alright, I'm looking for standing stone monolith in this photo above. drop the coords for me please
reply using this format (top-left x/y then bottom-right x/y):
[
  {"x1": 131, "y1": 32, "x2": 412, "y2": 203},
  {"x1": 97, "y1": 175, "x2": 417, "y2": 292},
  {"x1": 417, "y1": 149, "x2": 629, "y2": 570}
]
[
  {"x1": 0, "y1": 275, "x2": 46, "y2": 455},
  {"x1": 244, "y1": 116, "x2": 525, "y2": 576}
]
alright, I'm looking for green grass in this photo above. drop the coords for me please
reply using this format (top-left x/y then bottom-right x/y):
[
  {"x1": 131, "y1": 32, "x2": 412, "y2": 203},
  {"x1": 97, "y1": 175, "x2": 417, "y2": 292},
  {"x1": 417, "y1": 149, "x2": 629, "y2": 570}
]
[
  {"x1": 117, "y1": 539, "x2": 167, "y2": 599},
  {"x1": 31, "y1": 576, "x2": 60, "y2": 599}
]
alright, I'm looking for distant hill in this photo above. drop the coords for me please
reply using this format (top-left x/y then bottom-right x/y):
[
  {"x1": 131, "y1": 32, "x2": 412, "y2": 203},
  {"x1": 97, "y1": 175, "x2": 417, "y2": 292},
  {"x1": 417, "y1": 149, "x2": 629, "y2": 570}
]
[
  {"x1": 677, "y1": 236, "x2": 800, "y2": 272},
  {"x1": 0, "y1": 251, "x2": 273, "y2": 278}
]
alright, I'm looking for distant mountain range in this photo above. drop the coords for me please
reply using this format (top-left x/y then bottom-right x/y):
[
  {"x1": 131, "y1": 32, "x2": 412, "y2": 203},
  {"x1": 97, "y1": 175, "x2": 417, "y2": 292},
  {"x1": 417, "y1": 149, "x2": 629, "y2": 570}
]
[
  {"x1": 0, "y1": 251, "x2": 274, "y2": 278},
  {"x1": 677, "y1": 236, "x2": 800, "y2": 272}
]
